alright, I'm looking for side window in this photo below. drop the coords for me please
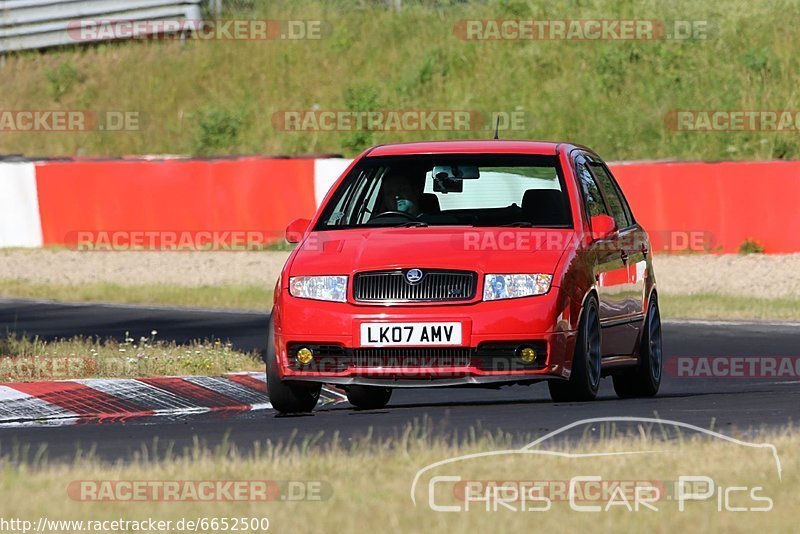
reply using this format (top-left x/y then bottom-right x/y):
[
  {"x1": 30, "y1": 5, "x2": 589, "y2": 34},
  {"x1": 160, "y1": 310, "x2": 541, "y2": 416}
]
[
  {"x1": 322, "y1": 178, "x2": 358, "y2": 226},
  {"x1": 576, "y1": 160, "x2": 608, "y2": 218},
  {"x1": 589, "y1": 163, "x2": 632, "y2": 229},
  {"x1": 323, "y1": 166, "x2": 385, "y2": 226},
  {"x1": 360, "y1": 170, "x2": 385, "y2": 223}
]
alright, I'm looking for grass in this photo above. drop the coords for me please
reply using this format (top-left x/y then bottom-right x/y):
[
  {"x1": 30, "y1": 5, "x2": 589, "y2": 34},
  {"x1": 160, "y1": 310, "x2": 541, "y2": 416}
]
[
  {"x1": 1, "y1": 0, "x2": 799, "y2": 159},
  {"x1": 0, "y1": 334, "x2": 262, "y2": 381},
  {"x1": 0, "y1": 426, "x2": 795, "y2": 531},
  {"x1": 0, "y1": 279, "x2": 273, "y2": 311},
  {"x1": 659, "y1": 293, "x2": 800, "y2": 321}
]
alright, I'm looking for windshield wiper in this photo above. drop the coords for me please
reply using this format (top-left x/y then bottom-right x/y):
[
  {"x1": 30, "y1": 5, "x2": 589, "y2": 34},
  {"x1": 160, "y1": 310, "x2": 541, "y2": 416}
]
[
  {"x1": 500, "y1": 221, "x2": 535, "y2": 227},
  {"x1": 395, "y1": 221, "x2": 429, "y2": 228}
]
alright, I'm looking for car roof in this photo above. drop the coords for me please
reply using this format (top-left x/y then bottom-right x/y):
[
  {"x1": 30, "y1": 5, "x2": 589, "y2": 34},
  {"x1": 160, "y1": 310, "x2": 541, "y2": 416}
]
[{"x1": 366, "y1": 140, "x2": 569, "y2": 157}]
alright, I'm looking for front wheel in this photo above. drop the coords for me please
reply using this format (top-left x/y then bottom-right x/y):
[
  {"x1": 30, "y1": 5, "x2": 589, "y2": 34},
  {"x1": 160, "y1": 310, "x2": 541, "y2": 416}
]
[
  {"x1": 548, "y1": 295, "x2": 602, "y2": 402},
  {"x1": 612, "y1": 294, "x2": 662, "y2": 398},
  {"x1": 265, "y1": 317, "x2": 321, "y2": 414},
  {"x1": 346, "y1": 385, "x2": 392, "y2": 410}
]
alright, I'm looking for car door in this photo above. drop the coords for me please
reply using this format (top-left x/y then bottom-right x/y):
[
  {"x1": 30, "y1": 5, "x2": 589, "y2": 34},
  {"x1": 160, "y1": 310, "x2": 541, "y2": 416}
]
[
  {"x1": 585, "y1": 156, "x2": 644, "y2": 356},
  {"x1": 587, "y1": 159, "x2": 646, "y2": 315},
  {"x1": 573, "y1": 153, "x2": 629, "y2": 357}
]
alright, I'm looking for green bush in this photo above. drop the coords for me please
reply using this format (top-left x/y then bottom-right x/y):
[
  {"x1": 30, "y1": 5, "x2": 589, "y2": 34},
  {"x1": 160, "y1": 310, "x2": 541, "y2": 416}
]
[
  {"x1": 192, "y1": 105, "x2": 248, "y2": 156},
  {"x1": 340, "y1": 83, "x2": 382, "y2": 154},
  {"x1": 45, "y1": 61, "x2": 83, "y2": 102},
  {"x1": 739, "y1": 238, "x2": 765, "y2": 254}
]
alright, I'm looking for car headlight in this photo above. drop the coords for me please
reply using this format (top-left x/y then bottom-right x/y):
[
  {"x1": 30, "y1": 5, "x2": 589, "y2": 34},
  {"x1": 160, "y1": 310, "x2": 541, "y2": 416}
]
[
  {"x1": 289, "y1": 276, "x2": 348, "y2": 302},
  {"x1": 483, "y1": 274, "x2": 552, "y2": 301}
]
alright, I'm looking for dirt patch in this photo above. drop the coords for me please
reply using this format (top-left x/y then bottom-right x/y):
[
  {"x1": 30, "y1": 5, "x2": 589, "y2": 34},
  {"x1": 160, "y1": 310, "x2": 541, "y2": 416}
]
[
  {"x1": 0, "y1": 249, "x2": 290, "y2": 287},
  {"x1": 0, "y1": 249, "x2": 798, "y2": 300},
  {"x1": 653, "y1": 254, "x2": 800, "y2": 299}
]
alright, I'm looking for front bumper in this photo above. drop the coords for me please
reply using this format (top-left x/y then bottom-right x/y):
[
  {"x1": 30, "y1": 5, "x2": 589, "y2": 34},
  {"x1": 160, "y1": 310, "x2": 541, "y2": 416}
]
[
  {"x1": 290, "y1": 373, "x2": 566, "y2": 388},
  {"x1": 273, "y1": 289, "x2": 576, "y2": 386}
]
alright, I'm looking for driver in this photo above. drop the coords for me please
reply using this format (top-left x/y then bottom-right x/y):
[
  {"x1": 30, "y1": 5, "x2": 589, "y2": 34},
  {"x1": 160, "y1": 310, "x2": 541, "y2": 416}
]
[{"x1": 377, "y1": 168, "x2": 426, "y2": 217}]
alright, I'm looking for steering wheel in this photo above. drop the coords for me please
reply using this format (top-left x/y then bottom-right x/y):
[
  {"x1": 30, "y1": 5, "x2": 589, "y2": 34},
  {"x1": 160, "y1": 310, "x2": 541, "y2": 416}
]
[{"x1": 370, "y1": 210, "x2": 416, "y2": 221}]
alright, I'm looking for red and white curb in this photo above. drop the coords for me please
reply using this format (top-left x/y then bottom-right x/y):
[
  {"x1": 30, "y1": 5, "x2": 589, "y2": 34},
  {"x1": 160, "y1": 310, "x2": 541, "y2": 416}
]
[{"x1": 0, "y1": 372, "x2": 347, "y2": 425}]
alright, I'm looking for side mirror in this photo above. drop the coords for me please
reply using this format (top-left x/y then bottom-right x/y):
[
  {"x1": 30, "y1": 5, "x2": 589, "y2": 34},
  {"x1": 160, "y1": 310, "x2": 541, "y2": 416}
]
[
  {"x1": 590, "y1": 214, "x2": 616, "y2": 240},
  {"x1": 285, "y1": 218, "x2": 311, "y2": 244}
]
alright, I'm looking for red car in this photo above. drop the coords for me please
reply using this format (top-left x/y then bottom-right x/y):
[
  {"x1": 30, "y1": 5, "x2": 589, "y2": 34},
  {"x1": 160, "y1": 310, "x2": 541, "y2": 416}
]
[{"x1": 267, "y1": 140, "x2": 662, "y2": 413}]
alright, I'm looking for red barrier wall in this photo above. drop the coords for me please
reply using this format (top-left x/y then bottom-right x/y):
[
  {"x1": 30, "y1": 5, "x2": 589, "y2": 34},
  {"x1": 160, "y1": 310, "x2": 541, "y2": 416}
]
[
  {"x1": 609, "y1": 161, "x2": 800, "y2": 254},
  {"x1": 35, "y1": 158, "x2": 316, "y2": 248},
  {"x1": 32, "y1": 157, "x2": 799, "y2": 253}
]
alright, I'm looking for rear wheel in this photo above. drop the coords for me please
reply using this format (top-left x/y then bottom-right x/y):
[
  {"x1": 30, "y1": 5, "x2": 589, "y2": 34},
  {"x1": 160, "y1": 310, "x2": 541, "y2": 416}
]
[
  {"x1": 265, "y1": 317, "x2": 321, "y2": 414},
  {"x1": 346, "y1": 385, "x2": 392, "y2": 410},
  {"x1": 548, "y1": 295, "x2": 602, "y2": 402},
  {"x1": 613, "y1": 294, "x2": 662, "y2": 398}
]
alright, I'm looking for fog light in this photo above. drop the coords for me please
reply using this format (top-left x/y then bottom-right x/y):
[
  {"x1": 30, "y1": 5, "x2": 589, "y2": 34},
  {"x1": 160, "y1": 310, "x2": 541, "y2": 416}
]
[
  {"x1": 518, "y1": 347, "x2": 537, "y2": 364},
  {"x1": 296, "y1": 347, "x2": 314, "y2": 365}
]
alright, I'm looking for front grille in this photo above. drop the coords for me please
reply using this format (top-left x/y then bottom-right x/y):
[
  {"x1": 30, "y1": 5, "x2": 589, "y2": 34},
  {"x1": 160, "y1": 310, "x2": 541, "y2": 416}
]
[{"x1": 353, "y1": 269, "x2": 476, "y2": 303}]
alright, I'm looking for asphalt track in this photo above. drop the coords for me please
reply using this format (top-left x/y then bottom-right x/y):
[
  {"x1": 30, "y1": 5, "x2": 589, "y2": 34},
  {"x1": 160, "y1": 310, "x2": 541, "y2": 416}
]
[{"x1": 0, "y1": 298, "x2": 798, "y2": 462}]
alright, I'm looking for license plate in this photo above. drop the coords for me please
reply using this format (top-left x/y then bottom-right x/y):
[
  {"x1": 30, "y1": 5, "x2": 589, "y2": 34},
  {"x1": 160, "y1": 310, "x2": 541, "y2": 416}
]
[{"x1": 359, "y1": 322, "x2": 462, "y2": 347}]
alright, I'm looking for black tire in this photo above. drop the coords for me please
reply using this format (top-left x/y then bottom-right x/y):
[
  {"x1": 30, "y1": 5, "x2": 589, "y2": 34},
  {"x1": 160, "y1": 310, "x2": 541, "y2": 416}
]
[
  {"x1": 265, "y1": 317, "x2": 321, "y2": 414},
  {"x1": 613, "y1": 294, "x2": 663, "y2": 398},
  {"x1": 346, "y1": 385, "x2": 392, "y2": 410},
  {"x1": 548, "y1": 295, "x2": 602, "y2": 402}
]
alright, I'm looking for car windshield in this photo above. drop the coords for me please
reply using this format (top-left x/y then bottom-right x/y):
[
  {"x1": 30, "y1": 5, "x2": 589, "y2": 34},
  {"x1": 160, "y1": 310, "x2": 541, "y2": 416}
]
[{"x1": 315, "y1": 155, "x2": 571, "y2": 229}]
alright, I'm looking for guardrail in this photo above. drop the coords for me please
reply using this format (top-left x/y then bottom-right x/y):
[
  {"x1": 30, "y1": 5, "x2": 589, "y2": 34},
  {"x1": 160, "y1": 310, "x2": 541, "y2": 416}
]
[{"x1": 0, "y1": 0, "x2": 202, "y2": 53}]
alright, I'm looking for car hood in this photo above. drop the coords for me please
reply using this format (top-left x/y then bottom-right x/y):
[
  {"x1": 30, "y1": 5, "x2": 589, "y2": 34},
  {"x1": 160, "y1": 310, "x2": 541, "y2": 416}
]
[{"x1": 288, "y1": 227, "x2": 575, "y2": 276}]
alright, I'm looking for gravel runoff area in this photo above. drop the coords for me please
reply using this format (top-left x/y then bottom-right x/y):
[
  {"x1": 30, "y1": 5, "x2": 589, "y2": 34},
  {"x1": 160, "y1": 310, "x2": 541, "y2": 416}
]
[
  {"x1": 0, "y1": 250, "x2": 291, "y2": 288},
  {"x1": 0, "y1": 249, "x2": 798, "y2": 300}
]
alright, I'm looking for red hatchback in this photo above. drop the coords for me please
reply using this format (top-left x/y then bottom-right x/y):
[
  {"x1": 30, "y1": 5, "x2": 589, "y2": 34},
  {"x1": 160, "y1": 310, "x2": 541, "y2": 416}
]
[{"x1": 268, "y1": 140, "x2": 662, "y2": 413}]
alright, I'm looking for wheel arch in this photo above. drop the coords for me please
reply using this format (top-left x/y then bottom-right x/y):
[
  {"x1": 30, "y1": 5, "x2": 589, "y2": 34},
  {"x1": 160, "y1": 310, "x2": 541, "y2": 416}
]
[{"x1": 576, "y1": 287, "x2": 600, "y2": 327}]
